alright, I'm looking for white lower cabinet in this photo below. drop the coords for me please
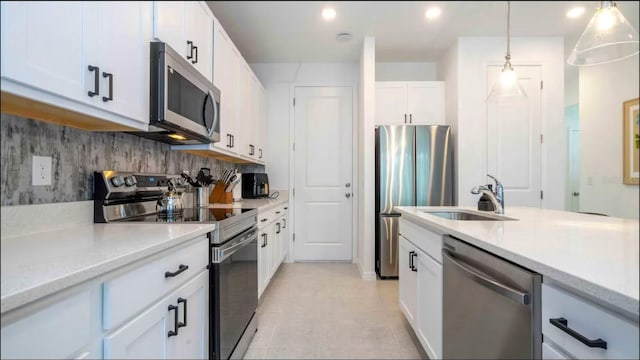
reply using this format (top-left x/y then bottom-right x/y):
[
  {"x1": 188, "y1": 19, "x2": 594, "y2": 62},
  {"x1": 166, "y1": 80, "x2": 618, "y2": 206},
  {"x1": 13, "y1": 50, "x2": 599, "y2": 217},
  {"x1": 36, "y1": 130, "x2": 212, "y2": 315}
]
[
  {"x1": 541, "y1": 283, "x2": 639, "y2": 359},
  {"x1": 104, "y1": 270, "x2": 208, "y2": 359},
  {"x1": 416, "y1": 249, "x2": 443, "y2": 360},
  {"x1": 0, "y1": 236, "x2": 208, "y2": 359},
  {"x1": 398, "y1": 220, "x2": 444, "y2": 360},
  {"x1": 399, "y1": 235, "x2": 418, "y2": 326},
  {"x1": 1, "y1": 287, "x2": 95, "y2": 359},
  {"x1": 257, "y1": 204, "x2": 289, "y2": 298}
]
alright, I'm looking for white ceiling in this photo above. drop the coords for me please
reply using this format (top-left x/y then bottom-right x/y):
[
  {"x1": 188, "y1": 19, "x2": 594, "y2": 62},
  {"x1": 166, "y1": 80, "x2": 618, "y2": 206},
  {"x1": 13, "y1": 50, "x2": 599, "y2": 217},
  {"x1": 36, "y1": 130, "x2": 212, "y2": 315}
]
[{"x1": 207, "y1": 1, "x2": 639, "y2": 63}]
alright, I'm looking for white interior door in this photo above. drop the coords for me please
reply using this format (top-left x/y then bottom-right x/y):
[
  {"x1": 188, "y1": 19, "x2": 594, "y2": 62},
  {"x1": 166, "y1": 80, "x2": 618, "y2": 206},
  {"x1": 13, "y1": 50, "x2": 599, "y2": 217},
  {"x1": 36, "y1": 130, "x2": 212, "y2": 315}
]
[
  {"x1": 486, "y1": 65, "x2": 542, "y2": 207},
  {"x1": 294, "y1": 86, "x2": 353, "y2": 261}
]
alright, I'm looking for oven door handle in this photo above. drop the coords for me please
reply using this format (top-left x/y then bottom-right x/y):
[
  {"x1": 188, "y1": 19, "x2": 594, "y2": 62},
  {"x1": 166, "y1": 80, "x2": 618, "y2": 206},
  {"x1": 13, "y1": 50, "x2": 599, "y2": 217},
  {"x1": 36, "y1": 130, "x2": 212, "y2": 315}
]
[{"x1": 213, "y1": 230, "x2": 257, "y2": 263}]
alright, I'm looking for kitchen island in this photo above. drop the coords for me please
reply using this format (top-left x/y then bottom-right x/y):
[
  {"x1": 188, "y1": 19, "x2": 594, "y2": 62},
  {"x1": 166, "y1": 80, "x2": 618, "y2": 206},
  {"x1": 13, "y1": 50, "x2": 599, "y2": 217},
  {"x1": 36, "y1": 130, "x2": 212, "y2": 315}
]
[{"x1": 394, "y1": 205, "x2": 639, "y2": 359}]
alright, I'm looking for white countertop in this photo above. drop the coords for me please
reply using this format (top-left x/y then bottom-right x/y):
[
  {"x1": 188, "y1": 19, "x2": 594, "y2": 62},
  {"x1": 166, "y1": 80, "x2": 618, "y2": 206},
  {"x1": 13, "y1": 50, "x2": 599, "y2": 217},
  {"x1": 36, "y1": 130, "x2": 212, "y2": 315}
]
[
  {"x1": 395, "y1": 206, "x2": 640, "y2": 318},
  {"x1": 0, "y1": 195, "x2": 289, "y2": 314},
  {"x1": 209, "y1": 193, "x2": 289, "y2": 212},
  {"x1": 1, "y1": 223, "x2": 215, "y2": 314}
]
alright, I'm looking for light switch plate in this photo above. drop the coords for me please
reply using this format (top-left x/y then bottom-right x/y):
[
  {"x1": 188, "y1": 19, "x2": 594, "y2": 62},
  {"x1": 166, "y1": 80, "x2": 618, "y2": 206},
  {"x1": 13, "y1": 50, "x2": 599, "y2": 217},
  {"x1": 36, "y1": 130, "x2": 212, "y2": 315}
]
[{"x1": 32, "y1": 156, "x2": 52, "y2": 186}]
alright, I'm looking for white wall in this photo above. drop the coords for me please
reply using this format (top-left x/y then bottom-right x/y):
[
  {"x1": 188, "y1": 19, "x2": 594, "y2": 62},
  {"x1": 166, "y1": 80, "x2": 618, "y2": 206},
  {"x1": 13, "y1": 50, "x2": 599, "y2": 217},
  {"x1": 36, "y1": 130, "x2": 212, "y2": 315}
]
[
  {"x1": 250, "y1": 62, "x2": 359, "y2": 190},
  {"x1": 579, "y1": 55, "x2": 639, "y2": 219},
  {"x1": 437, "y1": 41, "x2": 460, "y2": 204},
  {"x1": 441, "y1": 37, "x2": 566, "y2": 210},
  {"x1": 375, "y1": 62, "x2": 436, "y2": 81},
  {"x1": 358, "y1": 37, "x2": 376, "y2": 280}
]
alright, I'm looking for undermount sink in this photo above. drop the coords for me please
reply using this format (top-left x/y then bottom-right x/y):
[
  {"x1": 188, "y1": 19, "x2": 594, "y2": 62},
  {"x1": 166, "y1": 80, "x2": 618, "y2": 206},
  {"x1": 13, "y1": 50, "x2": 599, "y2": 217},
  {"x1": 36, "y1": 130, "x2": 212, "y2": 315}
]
[{"x1": 421, "y1": 210, "x2": 516, "y2": 221}]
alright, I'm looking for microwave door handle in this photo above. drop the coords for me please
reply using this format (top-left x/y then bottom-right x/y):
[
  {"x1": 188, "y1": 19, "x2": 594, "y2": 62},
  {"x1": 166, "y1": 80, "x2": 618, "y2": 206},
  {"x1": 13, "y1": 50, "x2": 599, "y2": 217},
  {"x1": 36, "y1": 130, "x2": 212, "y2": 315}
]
[{"x1": 205, "y1": 90, "x2": 218, "y2": 137}]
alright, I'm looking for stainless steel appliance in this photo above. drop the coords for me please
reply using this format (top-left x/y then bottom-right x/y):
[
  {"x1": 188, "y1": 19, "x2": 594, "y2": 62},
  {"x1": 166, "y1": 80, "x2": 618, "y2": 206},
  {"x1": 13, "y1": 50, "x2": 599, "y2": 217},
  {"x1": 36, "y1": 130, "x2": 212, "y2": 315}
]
[
  {"x1": 443, "y1": 235, "x2": 542, "y2": 359},
  {"x1": 375, "y1": 125, "x2": 453, "y2": 278},
  {"x1": 131, "y1": 42, "x2": 220, "y2": 145},
  {"x1": 94, "y1": 171, "x2": 258, "y2": 360},
  {"x1": 241, "y1": 173, "x2": 269, "y2": 199}
]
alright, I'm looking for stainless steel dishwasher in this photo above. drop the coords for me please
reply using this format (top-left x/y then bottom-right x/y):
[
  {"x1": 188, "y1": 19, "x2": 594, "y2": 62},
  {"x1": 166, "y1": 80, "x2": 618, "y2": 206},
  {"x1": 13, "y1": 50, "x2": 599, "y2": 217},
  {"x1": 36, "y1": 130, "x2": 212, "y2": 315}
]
[{"x1": 442, "y1": 235, "x2": 542, "y2": 359}]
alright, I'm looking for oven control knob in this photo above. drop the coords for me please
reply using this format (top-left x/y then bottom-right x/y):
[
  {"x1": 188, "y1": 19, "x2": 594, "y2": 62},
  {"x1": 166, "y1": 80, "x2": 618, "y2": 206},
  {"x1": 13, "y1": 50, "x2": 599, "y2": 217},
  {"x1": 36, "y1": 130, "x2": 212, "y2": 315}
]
[
  {"x1": 111, "y1": 176, "x2": 125, "y2": 187},
  {"x1": 124, "y1": 176, "x2": 137, "y2": 187}
]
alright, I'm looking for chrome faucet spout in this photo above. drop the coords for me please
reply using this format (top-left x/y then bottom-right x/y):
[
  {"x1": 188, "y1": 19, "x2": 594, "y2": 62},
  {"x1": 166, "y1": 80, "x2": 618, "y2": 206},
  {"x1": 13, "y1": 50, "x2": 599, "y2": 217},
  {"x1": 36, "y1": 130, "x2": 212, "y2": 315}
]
[{"x1": 471, "y1": 175, "x2": 505, "y2": 214}]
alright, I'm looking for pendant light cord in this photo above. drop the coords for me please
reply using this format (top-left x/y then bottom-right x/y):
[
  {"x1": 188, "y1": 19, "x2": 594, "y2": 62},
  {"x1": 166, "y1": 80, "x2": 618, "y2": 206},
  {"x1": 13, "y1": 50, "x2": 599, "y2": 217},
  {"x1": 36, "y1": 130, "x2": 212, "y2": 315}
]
[{"x1": 505, "y1": 1, "x2": 511, "y2": 63}]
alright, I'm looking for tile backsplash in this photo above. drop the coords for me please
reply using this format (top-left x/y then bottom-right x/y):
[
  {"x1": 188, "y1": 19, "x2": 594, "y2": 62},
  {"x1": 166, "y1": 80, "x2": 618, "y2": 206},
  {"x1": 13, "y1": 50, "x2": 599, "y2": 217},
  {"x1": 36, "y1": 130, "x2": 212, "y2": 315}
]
[{"x1": 0, "y1": 113, "x2": 264, "y2": 206}]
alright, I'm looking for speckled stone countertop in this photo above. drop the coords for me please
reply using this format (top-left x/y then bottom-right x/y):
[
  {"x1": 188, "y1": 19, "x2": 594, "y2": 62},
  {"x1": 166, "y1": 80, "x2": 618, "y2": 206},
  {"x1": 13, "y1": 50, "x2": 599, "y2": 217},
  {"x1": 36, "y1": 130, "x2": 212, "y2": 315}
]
[
  {"x1": 395, "y1": 206, "x2": 640, "y2": 318},
  {"x1": 1, "y1": 223, "x2": 215, "y2": 314}
]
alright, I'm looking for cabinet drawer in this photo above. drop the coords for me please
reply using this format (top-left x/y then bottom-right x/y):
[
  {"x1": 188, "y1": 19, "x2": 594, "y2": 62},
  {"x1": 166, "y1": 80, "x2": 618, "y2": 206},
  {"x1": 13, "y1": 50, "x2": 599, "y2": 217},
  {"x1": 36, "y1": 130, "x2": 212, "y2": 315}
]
[
  {"x1": 1, "y1": 289, "x2": 92, "y2": 359},
  {"x1": 103, "y1": 236, "x2": 208, "y2": 330},
  {"x1": 399, "y1": 218, "x2": 443, "y2": 263},
  {"x1": 542, "y1": 283, "x2": 639, "y2": 359},
  {"x1": 258, "y1": 208, "x2": 276, "y2": 229}
]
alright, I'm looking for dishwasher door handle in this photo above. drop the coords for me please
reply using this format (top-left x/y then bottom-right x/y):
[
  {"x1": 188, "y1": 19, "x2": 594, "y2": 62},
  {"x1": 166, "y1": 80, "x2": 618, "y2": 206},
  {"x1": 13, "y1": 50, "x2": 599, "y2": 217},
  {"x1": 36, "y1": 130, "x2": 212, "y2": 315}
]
[{"x1": 443, "y1": 249, "x2": 530, "y2": 305}]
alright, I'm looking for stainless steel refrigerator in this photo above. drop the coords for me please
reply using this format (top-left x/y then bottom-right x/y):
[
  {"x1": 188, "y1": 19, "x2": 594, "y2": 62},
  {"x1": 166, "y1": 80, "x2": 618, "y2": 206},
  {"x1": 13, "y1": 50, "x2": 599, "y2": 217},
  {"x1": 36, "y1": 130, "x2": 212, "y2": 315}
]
[{"x1": 375, "y1": 125, "x2": 454, "y2": 278}]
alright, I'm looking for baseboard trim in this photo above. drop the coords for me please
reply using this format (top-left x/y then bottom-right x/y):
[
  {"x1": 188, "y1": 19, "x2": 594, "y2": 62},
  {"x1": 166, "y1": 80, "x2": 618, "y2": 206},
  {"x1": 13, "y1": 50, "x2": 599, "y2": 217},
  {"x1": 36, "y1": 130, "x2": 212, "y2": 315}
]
[{"x1": 356, "y1": 260, "x2": 377, "y2": 281}]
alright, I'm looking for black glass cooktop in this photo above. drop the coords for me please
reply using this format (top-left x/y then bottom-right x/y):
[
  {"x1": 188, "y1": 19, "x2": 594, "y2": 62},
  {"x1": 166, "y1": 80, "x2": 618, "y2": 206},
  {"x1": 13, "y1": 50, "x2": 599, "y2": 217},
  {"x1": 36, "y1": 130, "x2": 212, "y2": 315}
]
[{"x1": 118, "y1": 208, "x2": 255, "y2": 223}]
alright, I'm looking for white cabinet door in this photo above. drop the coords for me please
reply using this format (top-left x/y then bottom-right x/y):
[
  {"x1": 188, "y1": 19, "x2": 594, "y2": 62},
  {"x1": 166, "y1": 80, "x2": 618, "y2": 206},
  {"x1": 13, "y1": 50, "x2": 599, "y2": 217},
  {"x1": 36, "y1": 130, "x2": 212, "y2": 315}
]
[
  {"x1": 258, "y1": 225, "x2": 272, "y2": 298},
  {"x1": 169, "y1": 271, "x2": 208, "y2": 360},
  {"x1": 185, "y1": 1, "x2": 212, "y2": 82},
  {"x1": 271, "y1": 220, "x2": 282, "y2": 275},
  {"x1": 1, "y1": 289, "x2": 93, "y2": 359},
  {"x1": 104, "y1": 271, "x2": 208, "y2": 360},
  {"x1": 153, "y1": 1, "x2": 186, "y2": 60},
  {"x1": 280, "y1": 212, "x2": 289, "y2": 262},
  {"x1": 398, "y1": 236, "x2": 418, "y2": 327},
  {"x1": 236, "y1": 62, "x2": 252, "y2": 158},
  {"x1": 375, "y1": 82, "x2": 407, "y2": 125},
  {"x1": 416, "y1": 249, "x2": 443, "y2": 360},
  {"x1": 213, "y1": 20, "x2": 235, "y2": 152},
  {"x1": 407, "y1": 82, "x2": 445, "y2": 125},
  {"x1": 257, "y1": 87, "x2": 267, "y2": 162},
  {"x1": 1, "y1": 1, "x2": 86, "y2": 103},
  {"x1": 84, "y1": 1, "x2": 150, "y2": 122}
]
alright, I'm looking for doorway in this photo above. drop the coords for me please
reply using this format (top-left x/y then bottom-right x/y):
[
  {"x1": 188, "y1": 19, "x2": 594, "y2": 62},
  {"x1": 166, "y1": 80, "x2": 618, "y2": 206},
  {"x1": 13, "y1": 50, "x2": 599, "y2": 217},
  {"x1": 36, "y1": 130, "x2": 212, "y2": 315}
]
[{"x1": 292, "y1": 86, "x2": 354, "y2": 261}]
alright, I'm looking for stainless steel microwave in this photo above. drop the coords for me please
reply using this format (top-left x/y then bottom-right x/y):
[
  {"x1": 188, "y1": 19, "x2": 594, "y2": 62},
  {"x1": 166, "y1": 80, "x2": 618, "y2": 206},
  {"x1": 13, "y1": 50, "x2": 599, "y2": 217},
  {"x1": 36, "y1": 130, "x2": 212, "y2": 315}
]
[{"x1": 133, "y1": 42, "x2": 220, "y2": 145}]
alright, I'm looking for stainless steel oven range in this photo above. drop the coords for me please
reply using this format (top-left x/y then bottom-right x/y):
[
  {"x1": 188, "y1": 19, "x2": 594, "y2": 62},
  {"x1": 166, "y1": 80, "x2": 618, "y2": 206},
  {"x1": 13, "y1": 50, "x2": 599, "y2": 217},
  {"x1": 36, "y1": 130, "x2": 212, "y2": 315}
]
[{"x1": 94, "y1": 170, "x2": 258, "y2": 360}]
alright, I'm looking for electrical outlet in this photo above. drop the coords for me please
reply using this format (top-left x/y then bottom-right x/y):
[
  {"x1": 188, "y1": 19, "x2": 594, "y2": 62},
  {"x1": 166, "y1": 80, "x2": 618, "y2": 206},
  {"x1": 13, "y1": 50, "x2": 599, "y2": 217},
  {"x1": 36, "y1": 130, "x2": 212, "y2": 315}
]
[{"x1": 32, "y1": 156, "x2": 52, "y2": 186}]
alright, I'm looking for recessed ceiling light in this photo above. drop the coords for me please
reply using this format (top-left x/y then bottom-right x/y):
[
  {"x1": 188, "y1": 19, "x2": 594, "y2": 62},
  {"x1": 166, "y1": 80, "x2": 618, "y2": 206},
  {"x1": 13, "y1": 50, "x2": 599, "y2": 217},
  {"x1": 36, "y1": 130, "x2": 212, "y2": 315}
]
[
  {"x1": 566, "y1": 7, "x2": 585, "y2": 19},
  {"x1": 322, "y1": 8, "x2": 336, "y2": 21},
  {"x1": 336, "y1": 33, "x2": 352, "y2": 42},
  {"x1": 425, "y1": 7, "x2": 442, "y2": 20}
]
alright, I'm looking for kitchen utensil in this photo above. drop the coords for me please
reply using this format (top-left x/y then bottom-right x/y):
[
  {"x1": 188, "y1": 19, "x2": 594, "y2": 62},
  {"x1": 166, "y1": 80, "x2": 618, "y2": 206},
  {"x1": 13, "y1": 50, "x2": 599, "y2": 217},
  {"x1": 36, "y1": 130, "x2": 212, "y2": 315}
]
[
  {"x1": 181, "y1": 172, "x2": 200, "y2": 187},
  {"x1": 156, "y1": 179, "x2": 184, "y2": 214},
  {"x1": 225, "y1": 176, "x2": 241, "y2": 192},
  {"x1": 195, "y1": 186, "x2": 210, "y2": 207}
]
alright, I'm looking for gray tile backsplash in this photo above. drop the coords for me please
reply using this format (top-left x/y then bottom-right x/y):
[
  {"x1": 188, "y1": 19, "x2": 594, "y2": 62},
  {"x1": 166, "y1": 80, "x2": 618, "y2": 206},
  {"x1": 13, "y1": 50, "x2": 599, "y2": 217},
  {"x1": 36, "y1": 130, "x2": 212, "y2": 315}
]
[{"x1": 0, "y1": 113, "x2": 264, "y2": 206}]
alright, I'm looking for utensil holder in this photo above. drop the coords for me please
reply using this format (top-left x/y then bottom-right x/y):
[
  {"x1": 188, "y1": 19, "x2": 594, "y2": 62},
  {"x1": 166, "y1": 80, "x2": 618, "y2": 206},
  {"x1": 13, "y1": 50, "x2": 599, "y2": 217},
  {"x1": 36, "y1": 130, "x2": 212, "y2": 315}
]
[
  {"x1": 195, "y1": 186, "x2": 210, "y2": 207},
  {"x1": 209, "y1": 181, "x2": 233, "y2": 204}
]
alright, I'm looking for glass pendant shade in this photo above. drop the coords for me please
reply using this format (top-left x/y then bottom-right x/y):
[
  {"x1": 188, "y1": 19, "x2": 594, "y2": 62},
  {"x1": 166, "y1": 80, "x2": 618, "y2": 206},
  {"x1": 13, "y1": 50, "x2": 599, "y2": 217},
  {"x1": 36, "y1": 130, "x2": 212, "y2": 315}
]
[
  {"x1": 487, "y1": 1, "x2": 527, "y2": 103},
  {"x1": 487, "y1": 61, "x2": 527, "y2": 102},
  {"x1": 567, "y1": 1, "x2": 639, "y2": 66}
]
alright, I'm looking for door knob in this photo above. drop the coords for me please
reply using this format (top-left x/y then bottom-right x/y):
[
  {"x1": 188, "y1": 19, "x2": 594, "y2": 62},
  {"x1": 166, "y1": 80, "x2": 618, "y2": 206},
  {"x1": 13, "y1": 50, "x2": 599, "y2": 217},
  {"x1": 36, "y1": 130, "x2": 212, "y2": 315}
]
[
  {"x1": 345, "y1": 182, "x2": 351, "y2": 188},
  {"x1": 572, "y1": 192, "x2": 580, "y2": 196},
  {"x1": 345, "y1": 193, "x2": 351, "y2": 198}
]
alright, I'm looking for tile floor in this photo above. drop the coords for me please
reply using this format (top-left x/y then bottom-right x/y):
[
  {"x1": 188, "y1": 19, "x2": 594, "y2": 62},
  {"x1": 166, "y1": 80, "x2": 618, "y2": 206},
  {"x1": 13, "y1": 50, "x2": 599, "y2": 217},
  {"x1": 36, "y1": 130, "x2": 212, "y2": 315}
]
[{"x1": 243, "y1": 263, "x2": 427, "y2": 359}]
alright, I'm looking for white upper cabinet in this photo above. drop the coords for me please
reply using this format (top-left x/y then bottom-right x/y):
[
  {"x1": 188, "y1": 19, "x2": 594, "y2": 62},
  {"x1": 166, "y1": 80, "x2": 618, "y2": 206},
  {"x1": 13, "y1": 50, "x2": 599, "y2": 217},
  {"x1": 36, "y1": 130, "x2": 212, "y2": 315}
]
[
  {"x1": 375, "y1": 82, "x2": 408, "y2": 126},
  {"x1": 258, "y1": 88, "x2": 267, "y2": 162},
  {"x1": 407, "y1": 82, "x2": 445, "y2": 125},
  {"x1": 1, "y1": 1, "x2": 85, "y2": 103},
  {"x1": 0, "y1": 1, "x2": 151, "y2": 130},
  {"x1": 213, "y1": 18, "x2": 238, "y2": 153},
  {"x1": 84, "y1": 1, "x2": 151, "y2": 122},
  {"x1": 153, "y1": 1, "x2": 213, "y2": 82},
  {"x1": 375, "y1": 81, "x2": 445, "y2": 125}
]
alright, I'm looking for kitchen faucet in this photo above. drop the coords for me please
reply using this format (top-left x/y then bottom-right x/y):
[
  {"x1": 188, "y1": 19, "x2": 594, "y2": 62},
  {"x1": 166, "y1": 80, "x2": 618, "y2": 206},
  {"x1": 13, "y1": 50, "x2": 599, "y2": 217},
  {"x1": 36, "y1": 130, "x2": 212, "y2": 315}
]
[{"x1": 471, "y1": 174, "x2": 504, "y2": 214}]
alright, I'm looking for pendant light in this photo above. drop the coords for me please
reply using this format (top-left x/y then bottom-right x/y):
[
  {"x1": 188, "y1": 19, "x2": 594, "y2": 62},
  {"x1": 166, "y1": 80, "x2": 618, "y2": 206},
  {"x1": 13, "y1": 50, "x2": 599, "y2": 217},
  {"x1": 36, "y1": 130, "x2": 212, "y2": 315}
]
[
  {"x1": 487, "y1": 1, "x2": 527, "y2": 102},
  {"x1": 568, "y1": 1, "x2": 639, "y2": 66}
]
